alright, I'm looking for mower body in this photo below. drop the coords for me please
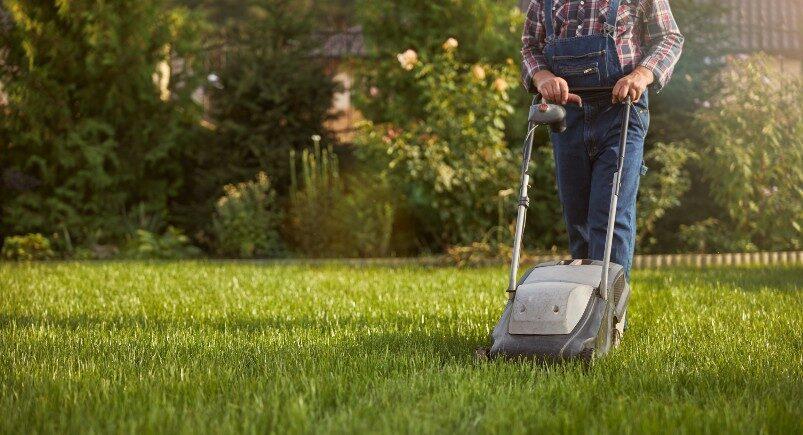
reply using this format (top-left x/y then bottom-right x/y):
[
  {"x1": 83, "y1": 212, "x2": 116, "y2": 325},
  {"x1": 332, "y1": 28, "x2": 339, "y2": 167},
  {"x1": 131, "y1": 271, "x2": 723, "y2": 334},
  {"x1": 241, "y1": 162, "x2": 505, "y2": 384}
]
[{"x1": 489, "y1": 259, "x2": 629, "y2": 362}]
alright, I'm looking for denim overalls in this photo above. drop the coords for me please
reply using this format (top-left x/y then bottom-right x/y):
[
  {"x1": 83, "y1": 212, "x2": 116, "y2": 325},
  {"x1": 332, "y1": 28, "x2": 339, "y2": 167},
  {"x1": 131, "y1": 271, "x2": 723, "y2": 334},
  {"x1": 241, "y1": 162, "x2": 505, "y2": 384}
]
[{"x1": 543, "y1": 0, "x2": 650, "y2": 278}]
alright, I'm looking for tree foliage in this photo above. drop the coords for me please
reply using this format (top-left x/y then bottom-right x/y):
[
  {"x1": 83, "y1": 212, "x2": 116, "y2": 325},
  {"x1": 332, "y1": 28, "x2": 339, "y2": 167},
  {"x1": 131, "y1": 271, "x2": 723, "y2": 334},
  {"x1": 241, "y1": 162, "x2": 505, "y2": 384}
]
[
  {"x1": 0, "y1": 0, "x2": 203, "y2": 245},
  {"x1": 206, "y1": 0, "x2": 336, "y2": 189},
  {"x1": 357, "y1": 0, "x2": 522, "y2": 62},
  {"x1": 171, "y1": 0, "x2": 338, "y2": 240},
  {"x1": 643, "y1": 0, "x2": 731, "y2": 250},
  {"x1": 684, "y1": 54, "x2": 802, "y2": 251},
  {"x1": 356, "y1": 47, "x2": 521, "y2": 248},
  {"x1": 286, "y1": 138, "x2": 395, "y2": 258},
  {"x1": 354, "y1": 0, "x2": 527, "y2": 136}
]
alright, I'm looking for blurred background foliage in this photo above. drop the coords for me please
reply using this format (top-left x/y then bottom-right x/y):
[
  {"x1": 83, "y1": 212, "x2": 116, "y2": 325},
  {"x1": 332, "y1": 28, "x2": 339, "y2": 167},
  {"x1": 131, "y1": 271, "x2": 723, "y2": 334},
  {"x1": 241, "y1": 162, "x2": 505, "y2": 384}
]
[
  {"x1": 211, "y1": 171, "x2": 284, "y2": 258},
  {"x1": 682, "y1": 55, "x2": 802, "y2": 252},
  {"x1": 0, "y1": 0, "x2": 800, "y2": 260},
  {"x1": 355, "y1": 48, "x2": 520, "y2": 249},
  {"x1": 0, "y1": 0, "x2": 204, "y2": 248}
]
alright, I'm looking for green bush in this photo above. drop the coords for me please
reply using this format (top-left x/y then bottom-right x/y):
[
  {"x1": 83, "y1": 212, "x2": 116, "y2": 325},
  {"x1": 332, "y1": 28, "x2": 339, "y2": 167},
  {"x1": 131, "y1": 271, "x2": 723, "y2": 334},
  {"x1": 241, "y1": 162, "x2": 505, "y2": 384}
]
[
  {"x1": 600, "y1": 0, "x2": 728, "y2": 253},
  {"x1": 286, "y1": 138, "x2": 394, "y2": 258},
  {"x1": 678, "y1": 218, "x2": 756, "y2": 254},
  {"x1": 1, "y1": 234, "x2": 55, "y2": 261},
  {"x1": 120, "y1": 227, "x2": 202, "y2": 260},
  {"x1": 203, "y1": 0, "x2": 337, "y2": 191},
  {"x1": 357, "y1": 0, "x2": 522, "y2": 63},
  {"x1": 355, "y1": 44, "x2": 519, "y2": 249},
  {"x1": 637, "y1": 142, "x2": 694, "y2": 251},
  {"x1": 689, "y1": 54, "x2": 802, "y2": 251},
  {"x1": 0, "y1": 0, "x2": 204, "y2": 245},
  {"x1": 354, "y1": 0, "x2": 529, "y2": 145},
  {"x1": 212, "y1": 172, "x2": 284, "y2": 258},
  {"x1": 170, "y1": 0, "x2": 338, "y2": 241}
]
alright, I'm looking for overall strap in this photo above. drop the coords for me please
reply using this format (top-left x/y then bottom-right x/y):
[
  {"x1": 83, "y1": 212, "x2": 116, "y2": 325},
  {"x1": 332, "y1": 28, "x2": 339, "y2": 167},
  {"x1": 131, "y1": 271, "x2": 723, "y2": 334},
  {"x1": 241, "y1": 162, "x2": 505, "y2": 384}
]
[
  {"x1": 604, "y1": 0, "x2": 622, "y2": 38},
  {"x1": 544, "y1": 0, "x2": 556, "y2": 42}
]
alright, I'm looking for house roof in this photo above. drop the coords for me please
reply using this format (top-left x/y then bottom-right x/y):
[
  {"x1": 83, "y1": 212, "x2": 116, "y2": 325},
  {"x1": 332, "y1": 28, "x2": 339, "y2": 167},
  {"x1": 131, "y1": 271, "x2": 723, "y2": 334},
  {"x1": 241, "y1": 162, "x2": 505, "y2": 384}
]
[
  {"x1": 723, "y1": 0, "x2": 801, "y2": 56},
  {"x1": 317, "y1": 26, "x2": 366, "y2": 59}
]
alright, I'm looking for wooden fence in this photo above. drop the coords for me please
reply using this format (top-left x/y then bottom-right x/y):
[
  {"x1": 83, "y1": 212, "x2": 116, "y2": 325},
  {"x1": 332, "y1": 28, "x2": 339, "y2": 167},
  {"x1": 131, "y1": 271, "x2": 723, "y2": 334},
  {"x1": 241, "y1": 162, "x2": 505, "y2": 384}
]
[
  {"x1": 241, "y1": 251, "x2": 803, "y2": 268},
  {"x1": 631, "y1": 251, "x2": 802, "y2": 269},
  {"x1": 517, "y1": 251, "x2": 803, "y2": 269}
]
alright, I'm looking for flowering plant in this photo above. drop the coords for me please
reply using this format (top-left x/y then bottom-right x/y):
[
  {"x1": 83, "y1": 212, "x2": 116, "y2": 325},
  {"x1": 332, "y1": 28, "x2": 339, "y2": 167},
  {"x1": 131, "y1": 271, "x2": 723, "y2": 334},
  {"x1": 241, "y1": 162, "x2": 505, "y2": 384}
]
[
  {"x1": 212, "y1": 172, "x2": 284, "y2": 258},
  {"x1": 355, "y1": 40, "x2": 520, "y2": 246}
]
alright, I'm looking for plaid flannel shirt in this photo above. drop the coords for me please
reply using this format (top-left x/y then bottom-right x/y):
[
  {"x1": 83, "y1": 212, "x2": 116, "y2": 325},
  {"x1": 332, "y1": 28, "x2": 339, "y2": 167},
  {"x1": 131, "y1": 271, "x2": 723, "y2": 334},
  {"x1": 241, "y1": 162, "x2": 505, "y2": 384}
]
[{"x1": 521, "y1": 0, "x2": 684, "y2": 93}]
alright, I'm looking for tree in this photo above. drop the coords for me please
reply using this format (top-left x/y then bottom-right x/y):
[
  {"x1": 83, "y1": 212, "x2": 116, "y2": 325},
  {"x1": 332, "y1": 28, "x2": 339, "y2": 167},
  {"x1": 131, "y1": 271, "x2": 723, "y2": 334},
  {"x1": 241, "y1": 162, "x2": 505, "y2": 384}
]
[
  {"x1": 169, "y1": 0, "x2": 338, "y2": 242},
  {"x1": 207, "y1": 0, "x2": 336, "y2": 190},
  {"x1": 0, "y1": 0, "x2": 203, "y2": 245}
]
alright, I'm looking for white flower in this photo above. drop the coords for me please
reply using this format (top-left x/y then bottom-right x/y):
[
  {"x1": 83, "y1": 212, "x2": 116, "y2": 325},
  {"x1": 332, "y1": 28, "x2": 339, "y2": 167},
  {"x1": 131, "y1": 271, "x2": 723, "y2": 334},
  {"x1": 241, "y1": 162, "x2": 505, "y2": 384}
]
[
  {"x1": 442, "y1": 37, "x2": 458, "y2": 51},
  {"x1": 397, "y1": 49, "x2": 419, "y2": 71},
  {"x1": 471, "y1": 65, "x2": 486, "y2": 81},
  {"x1": 498, "y1": 188, "x2": 514, "y2": 197},
  {"x1": 492, "y1": 78, "x2": 509, "y2": 92}
]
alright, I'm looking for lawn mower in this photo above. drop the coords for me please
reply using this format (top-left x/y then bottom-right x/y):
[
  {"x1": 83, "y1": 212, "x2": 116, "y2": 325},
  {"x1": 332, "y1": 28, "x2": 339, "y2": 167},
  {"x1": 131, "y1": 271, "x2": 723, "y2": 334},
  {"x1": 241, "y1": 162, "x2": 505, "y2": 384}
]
[{"x1": 479, "y1": 88, "x2": 632, "y2": 363}]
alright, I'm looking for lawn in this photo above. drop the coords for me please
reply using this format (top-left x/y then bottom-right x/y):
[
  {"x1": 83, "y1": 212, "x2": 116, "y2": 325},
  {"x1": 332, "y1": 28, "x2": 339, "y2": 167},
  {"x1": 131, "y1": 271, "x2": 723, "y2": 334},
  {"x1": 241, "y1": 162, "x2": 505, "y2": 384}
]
[{"x1": 1, "y1": 262, "x2": 801, "y2": 434}]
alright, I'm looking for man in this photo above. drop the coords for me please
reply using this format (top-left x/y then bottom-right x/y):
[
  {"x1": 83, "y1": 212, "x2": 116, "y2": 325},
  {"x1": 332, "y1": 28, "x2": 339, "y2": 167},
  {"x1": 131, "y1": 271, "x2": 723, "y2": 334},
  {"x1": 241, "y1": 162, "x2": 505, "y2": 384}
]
[{"x1": 521, "y1": 0, "x2": 683, "y2": 281}]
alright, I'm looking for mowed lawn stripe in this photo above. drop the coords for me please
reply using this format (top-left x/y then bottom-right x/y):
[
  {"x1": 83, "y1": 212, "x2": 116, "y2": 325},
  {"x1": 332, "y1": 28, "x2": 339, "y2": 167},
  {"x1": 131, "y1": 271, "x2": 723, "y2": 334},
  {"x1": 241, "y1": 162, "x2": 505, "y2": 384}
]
[{"x1": 1, "y1": 262, "x2": 801, "y2": 433}]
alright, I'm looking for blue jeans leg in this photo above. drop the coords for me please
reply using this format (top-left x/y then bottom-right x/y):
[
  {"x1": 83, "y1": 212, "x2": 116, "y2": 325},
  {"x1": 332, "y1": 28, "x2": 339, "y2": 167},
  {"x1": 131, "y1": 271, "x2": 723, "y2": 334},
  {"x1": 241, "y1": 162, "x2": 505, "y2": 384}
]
[
  {"x1": 551, "y1": 104, "x2": 592, "y2": 260},
  {"x1": 552, "y1": 96, "x2": 649, "y2": 278},
  {"x1": 588, "y1": 101, "x2": 648, "y2": 277}
]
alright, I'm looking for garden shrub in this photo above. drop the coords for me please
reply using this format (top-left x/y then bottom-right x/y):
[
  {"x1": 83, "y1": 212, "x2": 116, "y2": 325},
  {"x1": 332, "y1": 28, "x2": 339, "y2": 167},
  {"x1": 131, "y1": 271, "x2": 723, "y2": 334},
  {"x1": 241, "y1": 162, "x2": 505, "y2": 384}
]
[
  {"x1": 170, "y1": 0, "x2": 338, "y2": 242},
  {"x1": 212, "y1": 172, "x2": 284, "y2": 258},
  {"x1": 1, "y1": 234, "x2": 55, "y2": 261},
  {"x1": 689, "y1": 54, "x2": 802, "y2": 251},
  {"x1": 203, "y1": 0, "x2": 337, "y2": 192},
  {"x1": 354, "y1": 0, "x2": 529, "y2": 145},
  {"x1": 357, "y1": 0, "x2": 522, "y2": 63},
  {"x1": 678, "y1": 218, "x2": 756, "y2": 254},
  {"x1": 286, "y1": 138, "x2": 394, "y2": 258},
  {"x1": 355, "y1": 43, "x2": 519, "y2": 249},
  {"x1": 637, "y1": 142, "x2": 694, "y2": 251},
  {"x1": 120, "y1": 227, "x2": 202, "y2": 260},
  {"x1": 603, "y1": 0, "x2": 728, "y2": 253},
  {"x1": 0, "y1": 0, "x2": 204, "y2": 245}
]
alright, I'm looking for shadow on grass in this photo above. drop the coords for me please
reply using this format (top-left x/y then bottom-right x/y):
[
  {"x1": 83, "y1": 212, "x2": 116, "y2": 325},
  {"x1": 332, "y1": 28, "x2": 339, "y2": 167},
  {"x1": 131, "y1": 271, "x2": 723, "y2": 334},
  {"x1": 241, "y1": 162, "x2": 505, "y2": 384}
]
[
  {"x1": 0, "y1": 311, "x2": 488, "y2": 363},
  {"x1": 636, "y1": 266, "x2": 801, "y2": 293}
]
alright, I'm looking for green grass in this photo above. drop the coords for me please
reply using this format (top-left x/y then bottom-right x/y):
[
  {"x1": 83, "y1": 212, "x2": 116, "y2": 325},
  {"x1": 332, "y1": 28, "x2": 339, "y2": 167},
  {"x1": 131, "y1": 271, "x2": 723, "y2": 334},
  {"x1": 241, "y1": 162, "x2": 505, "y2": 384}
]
[{"x1": 1, "y1": 262, "x2": 801, "y2": 434}]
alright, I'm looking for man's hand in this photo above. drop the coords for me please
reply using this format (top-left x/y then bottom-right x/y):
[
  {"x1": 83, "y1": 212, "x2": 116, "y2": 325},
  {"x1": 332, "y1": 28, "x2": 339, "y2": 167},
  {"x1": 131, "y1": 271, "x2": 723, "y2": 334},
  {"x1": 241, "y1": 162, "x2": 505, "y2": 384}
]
[
  {"x1": 534, "y1": 71, "x2": 582, "y2": 106},
  {"x1": 612, "y1": 66, "x2": 654, "y2": 103}
]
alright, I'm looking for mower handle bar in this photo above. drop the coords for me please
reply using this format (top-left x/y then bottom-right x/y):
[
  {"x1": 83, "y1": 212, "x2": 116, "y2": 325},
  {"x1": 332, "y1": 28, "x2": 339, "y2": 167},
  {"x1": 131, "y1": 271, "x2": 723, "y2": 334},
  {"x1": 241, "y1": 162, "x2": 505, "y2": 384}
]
[
  {"x1": 531, "y1": 86, "x2": 615, "y2": 104},
  {"x1": 510, "y1": 88, "x2": 633, "y2": 309}
]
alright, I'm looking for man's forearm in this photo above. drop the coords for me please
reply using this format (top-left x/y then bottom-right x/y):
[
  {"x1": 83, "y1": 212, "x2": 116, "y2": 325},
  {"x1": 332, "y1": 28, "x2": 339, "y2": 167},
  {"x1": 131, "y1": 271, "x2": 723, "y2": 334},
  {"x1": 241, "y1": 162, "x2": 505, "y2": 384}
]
[{"x1": 631, "y1": 66, "x2": 655, "y2": 86}]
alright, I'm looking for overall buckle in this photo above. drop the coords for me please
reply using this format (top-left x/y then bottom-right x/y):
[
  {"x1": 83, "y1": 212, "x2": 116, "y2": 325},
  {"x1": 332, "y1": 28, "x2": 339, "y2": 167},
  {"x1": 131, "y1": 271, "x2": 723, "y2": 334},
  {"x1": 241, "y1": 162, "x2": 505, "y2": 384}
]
[{"x1": 603, "y1": 23, "x2": 616, "y2": 38}]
